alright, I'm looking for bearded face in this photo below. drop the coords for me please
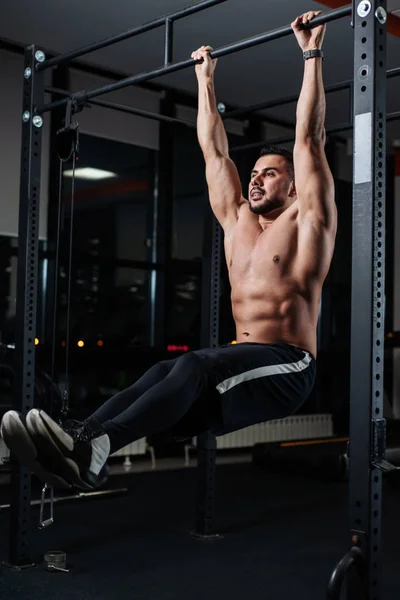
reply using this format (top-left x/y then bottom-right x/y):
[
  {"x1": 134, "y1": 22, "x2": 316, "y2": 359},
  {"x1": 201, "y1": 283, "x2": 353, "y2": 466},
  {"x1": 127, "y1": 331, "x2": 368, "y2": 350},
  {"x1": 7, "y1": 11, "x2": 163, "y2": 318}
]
[{"x1": 248, "y1": 154, "x2": 296, "y2": 216}]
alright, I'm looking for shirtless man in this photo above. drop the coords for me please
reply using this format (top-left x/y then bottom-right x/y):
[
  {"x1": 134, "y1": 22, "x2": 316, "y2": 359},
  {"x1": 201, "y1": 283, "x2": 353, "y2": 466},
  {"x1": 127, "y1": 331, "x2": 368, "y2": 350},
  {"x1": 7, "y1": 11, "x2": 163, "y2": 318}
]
[{"x1": 1, "y1": 11, "x2": 336, "y2": 490}]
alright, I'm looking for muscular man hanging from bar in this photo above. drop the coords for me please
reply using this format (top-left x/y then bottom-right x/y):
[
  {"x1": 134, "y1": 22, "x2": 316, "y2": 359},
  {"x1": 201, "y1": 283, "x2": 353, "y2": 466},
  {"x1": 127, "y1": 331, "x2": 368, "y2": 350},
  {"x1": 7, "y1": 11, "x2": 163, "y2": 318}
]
[{"x1": 1, "y1": 11, "x2": 337, "y2": 490}]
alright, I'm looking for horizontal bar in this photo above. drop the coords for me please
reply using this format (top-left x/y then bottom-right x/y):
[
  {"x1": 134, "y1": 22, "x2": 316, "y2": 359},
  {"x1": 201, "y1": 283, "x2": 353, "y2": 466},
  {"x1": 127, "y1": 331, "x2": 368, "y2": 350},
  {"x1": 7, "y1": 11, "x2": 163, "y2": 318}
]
[
  {"x1": 0, "y1": 488, "x2": 128, "y2": 510},
  {"x1": 92, "y1": 98, "x2": 195, "y2": 127},
  {"x1": 387, "y1": 111, "x2": 400, "y2": 122},
  {"x1": 230, "y1": 122, "x2": 351, "y2": 153},
  {"x1": 46, "y1": 86, "x2": 293, "y2": 131},
  {"x1": 212, "y1": 6, "x2": 351, "y2": 60},
  {"x1": 256, "y1": 114, "x2": 296, "y2": 130},
  {"x1": 388, "y1": 67, "x2": 400, "y2": 79},
  {"x1": 38, "y1": 58, "x2": 202, "y2": 114},
  {"x1": 225, "y1": 66, "x2": 400, "y2": 120},
  {"x1": 38, "y1": 0, "x2": 229, "y2": 71},
  {"x1": 37, "y1": 5, "x2": 352, "y2": 116},
  {"x1": 230, "y1": 111, "x2": 400, "y2": 153},
  {"x1": 45, "y1": 86, "x2": 195, "y2": 127},
  {"x1": 225, "y1": 80, "x2": 351, "y2": 119},
  {"x1": 46, "y1": 88, "x2": 298, "y2": 134}
]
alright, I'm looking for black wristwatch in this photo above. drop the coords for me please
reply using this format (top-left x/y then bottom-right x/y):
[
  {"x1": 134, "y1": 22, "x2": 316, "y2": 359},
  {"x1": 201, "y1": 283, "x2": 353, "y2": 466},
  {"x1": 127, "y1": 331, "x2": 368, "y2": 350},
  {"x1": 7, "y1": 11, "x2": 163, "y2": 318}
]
[{"x1": 303, "y1": 49, "x2": 324, "y2": 61}]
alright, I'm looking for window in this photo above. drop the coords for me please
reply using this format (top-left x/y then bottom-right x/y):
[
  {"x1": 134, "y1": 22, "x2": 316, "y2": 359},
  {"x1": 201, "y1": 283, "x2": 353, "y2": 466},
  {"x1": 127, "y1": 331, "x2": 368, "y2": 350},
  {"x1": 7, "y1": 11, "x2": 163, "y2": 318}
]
[
  {"x1": 62, "y1": 134, "x2": 154, "y2": 262},
  {"x1": 172, "y1": 127, "x2": 206, "y2": 260},
  {"x1": 52, "y1": 134, "x2": 155, "y2": 347},
  {"x1": 0, "y1": 236, "x2": 46, "y2": 345},
  {"x1": 166, "y1": 271, "x2": 201, "y2": 348}
]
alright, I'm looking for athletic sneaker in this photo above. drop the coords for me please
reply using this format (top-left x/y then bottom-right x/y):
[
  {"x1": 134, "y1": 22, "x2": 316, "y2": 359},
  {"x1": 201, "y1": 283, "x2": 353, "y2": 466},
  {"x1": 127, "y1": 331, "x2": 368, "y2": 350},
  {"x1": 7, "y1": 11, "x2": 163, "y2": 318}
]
[
  {"x1": 0, "y1": 410, "x2": 72, "y2": 489},
  {"x1": 26, "y1": 409, "x2": 110, "y2": 490}
]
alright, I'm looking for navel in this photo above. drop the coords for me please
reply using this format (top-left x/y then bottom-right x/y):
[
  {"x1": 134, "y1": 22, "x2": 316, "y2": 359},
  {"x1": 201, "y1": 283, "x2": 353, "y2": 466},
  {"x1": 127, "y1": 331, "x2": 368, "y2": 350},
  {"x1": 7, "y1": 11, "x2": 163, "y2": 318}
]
[{"x1": 273, "y1": 255, "x2": 280, "y2": 264}]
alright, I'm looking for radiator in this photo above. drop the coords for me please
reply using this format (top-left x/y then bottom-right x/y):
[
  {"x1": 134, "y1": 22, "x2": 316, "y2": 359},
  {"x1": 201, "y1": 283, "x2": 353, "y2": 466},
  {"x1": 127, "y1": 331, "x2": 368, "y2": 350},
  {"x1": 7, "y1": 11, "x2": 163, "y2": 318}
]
[
  {"x1": 0, "y1": 415, "x2": 332, "y2": 464},
  {"x1": 215, "y1": 414, "x2": 333, "y2": 450},
  {"x1": 111, "y1": 438, "x2": 147, "y2": 458}
]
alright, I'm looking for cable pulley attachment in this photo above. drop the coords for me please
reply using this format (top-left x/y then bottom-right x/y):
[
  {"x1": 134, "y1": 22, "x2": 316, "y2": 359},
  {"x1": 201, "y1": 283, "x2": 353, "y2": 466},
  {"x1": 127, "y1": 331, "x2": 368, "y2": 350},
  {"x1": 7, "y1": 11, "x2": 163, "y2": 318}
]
[{"x1": 56, "y1": 93, "x2": 84, "y2": 162}]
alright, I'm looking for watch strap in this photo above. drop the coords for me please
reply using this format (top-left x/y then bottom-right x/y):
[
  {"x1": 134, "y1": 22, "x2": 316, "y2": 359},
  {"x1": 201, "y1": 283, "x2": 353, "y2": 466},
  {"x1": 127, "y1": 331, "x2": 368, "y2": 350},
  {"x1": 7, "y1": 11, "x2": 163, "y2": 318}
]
[{"x1": 303, "y1": 49, "x2": 324, "y2": 60}]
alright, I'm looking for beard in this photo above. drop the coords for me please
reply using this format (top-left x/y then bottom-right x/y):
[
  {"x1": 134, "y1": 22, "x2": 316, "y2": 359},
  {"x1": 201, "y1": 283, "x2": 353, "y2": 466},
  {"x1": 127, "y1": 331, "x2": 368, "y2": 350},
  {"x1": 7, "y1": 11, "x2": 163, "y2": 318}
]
[{"x1": 249, "y1": 195, "x2": 285, "y2": 215}]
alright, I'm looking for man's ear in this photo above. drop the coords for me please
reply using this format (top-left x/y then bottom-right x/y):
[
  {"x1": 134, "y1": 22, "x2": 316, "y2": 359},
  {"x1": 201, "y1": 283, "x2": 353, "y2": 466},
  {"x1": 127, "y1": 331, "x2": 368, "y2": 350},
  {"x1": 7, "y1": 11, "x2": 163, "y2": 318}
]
[{"x1": 289, "y1": 180, "x2": 297, "y2": 198}]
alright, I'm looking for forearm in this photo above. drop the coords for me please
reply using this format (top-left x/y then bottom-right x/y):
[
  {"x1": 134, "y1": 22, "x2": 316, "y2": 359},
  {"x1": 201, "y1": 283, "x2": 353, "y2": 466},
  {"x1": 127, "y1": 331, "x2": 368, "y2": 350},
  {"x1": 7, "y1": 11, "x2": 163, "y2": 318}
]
[
  {"x1": 296, "y1": 58, "x2": 326, "y2": 144},
  {"x1": 197, "y1": 76, "x2": 229, "y2": 159}
]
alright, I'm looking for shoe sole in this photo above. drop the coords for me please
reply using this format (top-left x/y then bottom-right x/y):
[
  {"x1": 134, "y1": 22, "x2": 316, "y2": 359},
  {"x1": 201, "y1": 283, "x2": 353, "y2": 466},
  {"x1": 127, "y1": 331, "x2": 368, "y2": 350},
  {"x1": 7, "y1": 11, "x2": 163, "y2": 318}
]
[
  {"x1": 0, "y1": 411, "x2": 71, "y2": 490},
  {"x1": 26, "y1": 409, "x2": 93, "y2": 491}
]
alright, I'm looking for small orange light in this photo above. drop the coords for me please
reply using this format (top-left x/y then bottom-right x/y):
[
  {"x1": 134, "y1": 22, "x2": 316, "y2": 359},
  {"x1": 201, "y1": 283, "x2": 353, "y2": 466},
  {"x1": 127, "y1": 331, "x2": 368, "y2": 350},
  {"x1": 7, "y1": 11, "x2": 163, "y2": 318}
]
[
  {"x1": 231, "y1": 340, "x2": 237, "y2": 345},
  {"x1": 387, "y1": 332, "x2": 394, "y2": 338},
  {"x1": 77, "y1": 340, "x2": 84, "y2": 348},
  {"x1": 97, "y1": 340, "x2": 104, "y2": 347},
  {"x1": 34, "y1": 338, "x2": 39, "y2": 346},
  {"x1": 61, "y1": 341, "x2": 66, "y2": 348}
]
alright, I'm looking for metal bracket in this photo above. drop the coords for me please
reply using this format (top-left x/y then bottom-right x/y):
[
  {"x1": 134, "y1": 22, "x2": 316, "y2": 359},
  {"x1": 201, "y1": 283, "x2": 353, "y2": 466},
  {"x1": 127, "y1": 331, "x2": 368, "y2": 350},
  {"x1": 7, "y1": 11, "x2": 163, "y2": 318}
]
[
  {"x1": 371, "y1": 419, "x2": 400, "y2": 473},
  {"x1": 372, "y1": 458, "x2": 400, "y2": 473},
  {"x1": 56, "y1": 94, "x2": 83, "y2": 162},
  {"x1": 38, "y1": 483, "x2": 54, "y2": 529}
]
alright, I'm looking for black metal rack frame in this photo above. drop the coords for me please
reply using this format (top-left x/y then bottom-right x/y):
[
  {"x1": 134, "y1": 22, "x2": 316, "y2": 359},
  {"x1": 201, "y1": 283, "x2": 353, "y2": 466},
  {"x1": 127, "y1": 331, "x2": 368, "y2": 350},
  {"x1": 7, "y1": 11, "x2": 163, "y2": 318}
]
[{"x1": 6, "y1": 1, "x2": 396, "y2": 598}]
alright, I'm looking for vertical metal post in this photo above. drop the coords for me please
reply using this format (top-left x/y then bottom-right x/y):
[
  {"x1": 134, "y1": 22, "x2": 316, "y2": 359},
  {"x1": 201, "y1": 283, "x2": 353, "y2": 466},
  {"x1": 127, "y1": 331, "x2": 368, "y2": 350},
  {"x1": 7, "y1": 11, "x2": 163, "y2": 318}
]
[
  {"x1": 384, "y1": 155, "x2": 395, "y2": 406},
  {"x1": 4, "y1": 45, "x2": 45, "y2": 569},
  {"x1": 348, "y1": 81, "x2": 354, "y2": 126},
  {"x1": 193, "y1": 203, "x2": 222, "y2": 539},
  {"x1": 149, "y1": 92, "x2": 174, "y2": 347},
  {"x1": 164, "y1": 18, "x2": 174, "y2": 65},
  {"x1": 200, "y1": 207, "x2": 221, "y2": 352},
  {"x1": 348, "y1": 1, "x2": 387, "y2": 598}
]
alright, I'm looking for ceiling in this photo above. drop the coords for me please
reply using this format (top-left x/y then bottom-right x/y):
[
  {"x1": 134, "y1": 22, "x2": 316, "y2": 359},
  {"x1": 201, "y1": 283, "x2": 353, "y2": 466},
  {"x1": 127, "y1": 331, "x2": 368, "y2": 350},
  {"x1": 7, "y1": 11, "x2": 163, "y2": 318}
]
[{"x1": 1, "y1": 0, "x2": 400, "y2": 143}]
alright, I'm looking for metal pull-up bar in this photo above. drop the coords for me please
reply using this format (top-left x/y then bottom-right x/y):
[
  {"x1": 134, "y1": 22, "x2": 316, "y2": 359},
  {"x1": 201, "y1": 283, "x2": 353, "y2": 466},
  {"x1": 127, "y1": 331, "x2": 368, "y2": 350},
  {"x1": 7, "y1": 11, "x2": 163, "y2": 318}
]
[
  {"x1": 36, "y1": 5, "x2": 352, "y2": 116},
  {"x1": 45, "y1": 86, "x2": 197, "y2": 128},
  {"x1": 225, "y1": 79, "x2": 353, "y2": 120},
  {"x1": 230, "y1": 110, "x2": 400, "y2": 153},
  {"x1": 225, "y1": 65, "x2": 400, "y2": 119},
  {"x1": 37, "y1": 0, "x2": 230, "y2": 71}
]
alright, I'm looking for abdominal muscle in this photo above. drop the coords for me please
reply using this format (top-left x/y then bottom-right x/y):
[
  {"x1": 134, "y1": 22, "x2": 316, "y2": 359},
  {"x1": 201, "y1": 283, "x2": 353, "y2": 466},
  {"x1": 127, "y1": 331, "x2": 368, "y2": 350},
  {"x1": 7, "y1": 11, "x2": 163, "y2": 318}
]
[
  {"x1": 224, "y1": 201, "x2": 328, "y2": 360},
  {"x1": 231, "y1": 285, "x2": 319, "y2": 359}
]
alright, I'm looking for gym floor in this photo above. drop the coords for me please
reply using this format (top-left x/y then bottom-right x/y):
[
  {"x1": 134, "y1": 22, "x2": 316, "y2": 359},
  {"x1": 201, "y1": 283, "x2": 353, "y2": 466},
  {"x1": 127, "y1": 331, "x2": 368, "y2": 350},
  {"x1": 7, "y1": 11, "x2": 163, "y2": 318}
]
[{"x1": 0, "y1": 456, "x2": 399, "y2": 600}]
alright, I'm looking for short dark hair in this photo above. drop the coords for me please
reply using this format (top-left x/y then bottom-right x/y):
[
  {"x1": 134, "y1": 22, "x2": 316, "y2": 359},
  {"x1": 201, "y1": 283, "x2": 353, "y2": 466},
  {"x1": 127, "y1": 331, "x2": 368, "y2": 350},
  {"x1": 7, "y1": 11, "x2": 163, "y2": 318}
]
[{"x1": 259, "y1": 145, "x2": 294, "y2": 180}]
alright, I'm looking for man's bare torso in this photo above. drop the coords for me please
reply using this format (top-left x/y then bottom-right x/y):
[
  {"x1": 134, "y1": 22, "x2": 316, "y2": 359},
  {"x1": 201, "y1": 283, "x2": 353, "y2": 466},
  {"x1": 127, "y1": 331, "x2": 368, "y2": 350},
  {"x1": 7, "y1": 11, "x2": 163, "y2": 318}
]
[{"x1": 224, "y1": 201, "x2": 337, "y2": 359}]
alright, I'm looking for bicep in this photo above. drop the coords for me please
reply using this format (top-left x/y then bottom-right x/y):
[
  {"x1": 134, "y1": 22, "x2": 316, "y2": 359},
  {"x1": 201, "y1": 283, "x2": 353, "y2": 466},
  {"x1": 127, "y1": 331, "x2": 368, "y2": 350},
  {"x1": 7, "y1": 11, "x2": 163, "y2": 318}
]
[
  {"x1": 293, "y1": 140, "x2": 335, "y2": 226},
  {"x1": 296, "y1": 217, "x2": 337, "y2": 282},
  {"x1": 205, "y1": 155, "x2": 245, "y2": 230}
]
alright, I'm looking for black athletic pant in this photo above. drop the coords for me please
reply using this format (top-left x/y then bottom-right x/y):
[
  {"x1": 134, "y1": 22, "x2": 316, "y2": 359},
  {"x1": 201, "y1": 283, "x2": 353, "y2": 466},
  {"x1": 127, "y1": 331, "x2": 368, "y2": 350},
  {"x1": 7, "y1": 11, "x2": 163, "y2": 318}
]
[
  {"x1": 87, "y1": 353, "x2": 217, "y2": 454},
  {"x1": 85, "y1": 343, "x2": 316, "y2": 455}
]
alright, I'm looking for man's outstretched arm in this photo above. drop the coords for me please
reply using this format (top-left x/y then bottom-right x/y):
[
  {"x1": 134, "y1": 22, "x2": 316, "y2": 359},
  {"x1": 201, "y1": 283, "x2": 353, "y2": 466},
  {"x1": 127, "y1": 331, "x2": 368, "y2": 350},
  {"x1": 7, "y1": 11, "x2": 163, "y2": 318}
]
[
  {"x1": 193, "y1": 45, "x2": 245, "y2": 231},
  {"x1": 292, "y1": 11, "x2": 336, "y2": 228}
]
